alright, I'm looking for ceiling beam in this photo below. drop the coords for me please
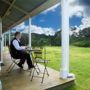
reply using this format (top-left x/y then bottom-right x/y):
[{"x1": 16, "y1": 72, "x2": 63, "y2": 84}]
[
  {"x1": 2, "y1": 0, "x2": 29, "y2": 15},
  {"x1": 3, "y1": 16, "x2": 16, "y2": 29},
  {"x1": 8, "y1": 0, "x2": 60, "y2": 29},
  {"x1": 3, "y1": 0, "x2": 60, "y2": 33},
  {"x1": 2, "y1": 0, "x2": 16, "y2": 18}
]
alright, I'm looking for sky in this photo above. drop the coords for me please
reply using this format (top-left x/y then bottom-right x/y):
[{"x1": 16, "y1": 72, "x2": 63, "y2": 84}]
[{"x1": 12, "y1": 0, "x2": 90, "y2": 36}]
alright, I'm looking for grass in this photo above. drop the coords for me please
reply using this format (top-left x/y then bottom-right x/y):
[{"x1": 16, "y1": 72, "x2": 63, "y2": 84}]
[
  {"x1": 4, "y1": 46, "x2": 90, "y2": 90},
  {"x1": 45, "y1": 46, "x2": 90, "y2": 90}
]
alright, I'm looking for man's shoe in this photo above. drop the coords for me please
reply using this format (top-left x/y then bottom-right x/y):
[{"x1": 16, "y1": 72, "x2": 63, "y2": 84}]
[
  {"x1": 28, "y1": 65, "x2": 35, "y2": 70},
  {"x1": 17, "y1": 63, "x2": 23, "y2": 69}
]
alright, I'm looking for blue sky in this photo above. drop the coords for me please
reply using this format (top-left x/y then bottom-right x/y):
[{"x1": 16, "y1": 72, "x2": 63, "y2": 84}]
[
  {"x1": 13, "y1": 0, "x2": 90, "y2": 35},
  {"x1": 25, "y1": 5, "x2": 82, "y2": 31},
  {"x1": 70, "y1": 16, "x2": 83, "y2": 27},
  {"x1": 32, "y1": 6, "x2": 61, "y2": 30}
]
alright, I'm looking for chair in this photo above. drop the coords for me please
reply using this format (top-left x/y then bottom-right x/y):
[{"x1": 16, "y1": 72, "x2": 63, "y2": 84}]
[
  {"x1": 31, "y1": 47, "x2": 49, "y2": 83},
  {"x1": 7, "y1": 46, "x2": 20, "y2": 73}
]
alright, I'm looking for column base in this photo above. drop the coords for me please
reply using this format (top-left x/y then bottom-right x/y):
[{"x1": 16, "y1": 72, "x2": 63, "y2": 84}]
[
  {"x1": 67, "y1": 73, "x2": 75, "y2": 78},
  {"x1": 60, "y1": 69, "x2": 68, "y2": 79},
  {"x1": 60, "y1": 69, "x2": 75, "y2": 79}
]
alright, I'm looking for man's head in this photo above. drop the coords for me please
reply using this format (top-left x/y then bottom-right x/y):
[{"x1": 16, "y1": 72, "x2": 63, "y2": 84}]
[{"x1": 15, "y1": 32, "x2": 21, "y2": 40}]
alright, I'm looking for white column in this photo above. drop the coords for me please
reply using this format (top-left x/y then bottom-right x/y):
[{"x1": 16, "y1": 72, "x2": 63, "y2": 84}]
[
  {"x1": 60, "y1": 0, "x2": 75, "y2": 79},
  {"x1": 9, "y1": 30, "x2": 11, "y2": 45},
  {"x1": 1, "y1": 34, "x2": 3, "y2": 64},
  {"x1": 0, "y1": 18, "x2": 3, "y2": 66},
  {"x1": 28, "y1": 18, "x2": 32, "y2": 47},
  {"x1": 4, "y1": 34, "x2": 6, "y2": 47},
  {"x1": 2, "y1": 34, "x2": 4, "y2": 50},
  {"x1": 60, "y1": 0, "x2": 69, "y2": 79},
  {"x1": 5, "y1": 33, "x2": 7, "y2": 46}
]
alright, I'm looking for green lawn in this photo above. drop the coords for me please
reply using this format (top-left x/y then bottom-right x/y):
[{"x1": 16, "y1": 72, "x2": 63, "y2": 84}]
[
  {"x1": 45, "y1": 46, "x2": 90, "y2": 90},
  {"x1": 4, "y1": 46, "x2": 90, "y2": 90}
]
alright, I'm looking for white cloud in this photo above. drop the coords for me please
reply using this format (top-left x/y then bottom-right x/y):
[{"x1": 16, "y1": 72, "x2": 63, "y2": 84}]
[
  {"x1": 12, "y1": 21, "x2": 55, "y2": 36},
  {"x1": 11, "y1": 22, "x2": 26, "y2": 33},
  {"x1": 22, "y1": 25, "x2": 55, "y2": 36},
  {"x1": 79, "y1": 17, "x2": 90, "y2": 29},
  {"x1": 42, "y1": 3, "x2": 60, "y2": 14},
  {"x1": 69, "y1": 0, "x2": 84, "y2": 18},
  {"x1": 14, "y1": 22, "x2": 26, "y2": 31},
  {"x1": 70, "y1": 16, "x2": 90, "y2": 34},
  {"x1": 75, "y1": 11, "x2": 83, "y2": 17},
  {"x1": 69, "y1": 6, "x2": 84, "y2": 17},
  {"x1": 68, "y1": 0, "x2": 90, "y2": 30},
  {"x1": 43, "y1": 27, "x2": 55, "y2": 36},
  {"x1": 70, "y1": 26, "x2": 80, "y2": 35}
]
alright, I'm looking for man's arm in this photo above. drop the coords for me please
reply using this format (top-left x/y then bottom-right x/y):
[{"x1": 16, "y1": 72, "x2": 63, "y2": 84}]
[{"x1": 12, "y1": 40, "x2": 25, "y2": 50}]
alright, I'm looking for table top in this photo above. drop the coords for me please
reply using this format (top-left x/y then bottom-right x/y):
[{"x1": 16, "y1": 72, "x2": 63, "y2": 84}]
[{"x1": 26, "y1": 48, "x2": 42, "y2": 52}]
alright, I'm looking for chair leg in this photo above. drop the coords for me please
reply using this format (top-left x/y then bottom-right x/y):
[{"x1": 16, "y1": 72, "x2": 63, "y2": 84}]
[
  {"x1": 41, "y1": 66, "x2": 46, "y2": 83},
  {"x1": 35, "y1": 67, "x2": 39, "y2": 75},
  {"x1": 7, "y1": 62, "x2": 14, "y2": 72},
  {"x1": 29, "y1": 63, "x2": 40, "y2": 77},
  {"x1": 31, "y1": 68, "x2": 35, "y2": 81},
  {"x1": 8, "y1": 63, "x2": 15, "y2": 73},
  {"x1": 29, "y1": 69, "x2": 32, "y2": 76},
  {"x1": 30, "y1": 63, "x2": 49, "y2": 83},
  {"x1": 41, "y1": 64, "x2": 49, "y2": 83},
  {"x1": 35, "y1": 63, "x2": 41, "y2": 73},
  {"x1": 45, "y1": 66, "x2": 49, "y2": 76}
]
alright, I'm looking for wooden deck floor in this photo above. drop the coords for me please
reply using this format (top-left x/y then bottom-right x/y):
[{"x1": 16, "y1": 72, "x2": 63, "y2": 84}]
[{"x1": 0, "y1": 52, "x2": 75, "y2": 90}]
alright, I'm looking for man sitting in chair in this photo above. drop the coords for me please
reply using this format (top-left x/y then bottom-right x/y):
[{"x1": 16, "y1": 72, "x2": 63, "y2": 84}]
[{"x1": 10, "y1": 32, "x2": 34, "y2": 69}]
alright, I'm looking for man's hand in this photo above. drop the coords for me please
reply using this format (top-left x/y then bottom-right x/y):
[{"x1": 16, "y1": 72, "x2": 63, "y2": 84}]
[{"x1": 25, "y1": 46, "x2": 31, "y2": 50}]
